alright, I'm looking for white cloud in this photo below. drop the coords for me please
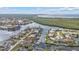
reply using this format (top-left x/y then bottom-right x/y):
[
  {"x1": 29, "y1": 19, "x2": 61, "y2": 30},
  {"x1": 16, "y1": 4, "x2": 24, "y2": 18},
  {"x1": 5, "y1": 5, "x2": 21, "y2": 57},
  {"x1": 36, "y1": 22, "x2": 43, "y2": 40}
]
[{"x1": 0, "y1": 7, "x2": 79, "y2": 14}]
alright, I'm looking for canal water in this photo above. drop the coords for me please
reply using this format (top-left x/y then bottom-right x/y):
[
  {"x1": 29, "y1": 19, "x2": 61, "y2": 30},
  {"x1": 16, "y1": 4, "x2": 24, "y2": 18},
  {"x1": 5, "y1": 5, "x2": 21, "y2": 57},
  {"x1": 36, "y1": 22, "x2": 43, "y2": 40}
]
[
  {"x1": 0, "y1": 22, "x2": 79, "y2": 51},
  {"x1": 0, "y1": 22, "x2": 59, "y2": 42}
]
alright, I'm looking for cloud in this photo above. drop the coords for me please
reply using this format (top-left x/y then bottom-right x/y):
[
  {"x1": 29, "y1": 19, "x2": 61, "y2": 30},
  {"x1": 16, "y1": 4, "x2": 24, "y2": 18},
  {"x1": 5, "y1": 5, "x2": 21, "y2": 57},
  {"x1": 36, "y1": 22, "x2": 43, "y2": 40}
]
[{"x1": 0, "y1": 7, "x2": 79, "y2": 14}]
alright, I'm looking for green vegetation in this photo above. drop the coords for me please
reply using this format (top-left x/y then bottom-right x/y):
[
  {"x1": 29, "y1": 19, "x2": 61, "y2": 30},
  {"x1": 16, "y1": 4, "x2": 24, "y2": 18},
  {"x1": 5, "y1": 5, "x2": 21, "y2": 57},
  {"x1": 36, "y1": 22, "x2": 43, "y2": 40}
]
[
  {"x1": 27, "y1": 45, "x2": 33, "y2": 51},
  {"x1": 46, "y1": 35, "x2": 57, "y2": 44},
  {"x1": 32, "y1": 17, "x2": 79, "y2": 29}
]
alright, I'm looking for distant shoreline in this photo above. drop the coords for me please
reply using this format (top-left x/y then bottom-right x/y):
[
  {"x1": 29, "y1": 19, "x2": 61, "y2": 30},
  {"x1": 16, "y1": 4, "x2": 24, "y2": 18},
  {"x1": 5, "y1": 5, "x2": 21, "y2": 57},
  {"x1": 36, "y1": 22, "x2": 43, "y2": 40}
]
[
  {"x1": 34, "y1": 21, "x2": 79, "y2": 30},
  {"x1": 31, "y1": 17, "x2": 79, "y2": 30}
]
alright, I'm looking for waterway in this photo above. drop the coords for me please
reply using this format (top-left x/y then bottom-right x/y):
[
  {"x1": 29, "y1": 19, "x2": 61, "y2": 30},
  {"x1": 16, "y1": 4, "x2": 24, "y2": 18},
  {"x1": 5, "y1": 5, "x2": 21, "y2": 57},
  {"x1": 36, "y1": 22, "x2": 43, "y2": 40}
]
[
  {"x1": 0, "y1": 22, "x2": 79, "y2": 51},
  {"x1": 0, "y1": 22, "x2": 59, "y2": 42}
]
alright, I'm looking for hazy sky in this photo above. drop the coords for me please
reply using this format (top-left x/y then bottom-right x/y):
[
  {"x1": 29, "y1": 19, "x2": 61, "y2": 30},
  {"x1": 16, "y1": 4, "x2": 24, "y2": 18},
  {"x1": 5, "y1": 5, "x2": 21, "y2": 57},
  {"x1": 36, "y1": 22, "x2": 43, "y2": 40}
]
[{"x1": 0, "y1": 7, "x2": 79, "y2": 14}]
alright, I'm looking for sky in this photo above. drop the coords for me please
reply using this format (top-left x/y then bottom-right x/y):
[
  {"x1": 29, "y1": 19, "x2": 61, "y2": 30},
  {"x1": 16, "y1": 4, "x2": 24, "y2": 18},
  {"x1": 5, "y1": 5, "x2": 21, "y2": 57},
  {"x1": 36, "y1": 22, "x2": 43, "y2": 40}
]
[{"x1": 0, "y1": 7, "x2": 79, "y2": 14}]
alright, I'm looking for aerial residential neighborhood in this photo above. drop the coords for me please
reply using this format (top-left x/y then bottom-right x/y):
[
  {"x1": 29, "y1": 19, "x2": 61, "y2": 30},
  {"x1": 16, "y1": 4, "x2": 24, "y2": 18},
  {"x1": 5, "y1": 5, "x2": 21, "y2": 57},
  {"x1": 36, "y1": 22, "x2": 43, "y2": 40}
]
[
  {"x1": 46, "y1": 28, "x2": 79, "y2": 45},
  {"x1": 0, "y1": 7, "x2": 79, "y2": 51}
]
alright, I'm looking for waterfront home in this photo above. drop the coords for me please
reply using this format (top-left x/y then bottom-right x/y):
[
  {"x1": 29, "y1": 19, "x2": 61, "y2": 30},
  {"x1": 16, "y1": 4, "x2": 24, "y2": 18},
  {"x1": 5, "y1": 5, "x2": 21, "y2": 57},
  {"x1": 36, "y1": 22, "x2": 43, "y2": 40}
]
[
  {"x1": 47, "y1": 29, "x2": 79, "y2": 42},
  {"x1": 0, "y1": 25, "x2": 20, "y2": 31}
]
